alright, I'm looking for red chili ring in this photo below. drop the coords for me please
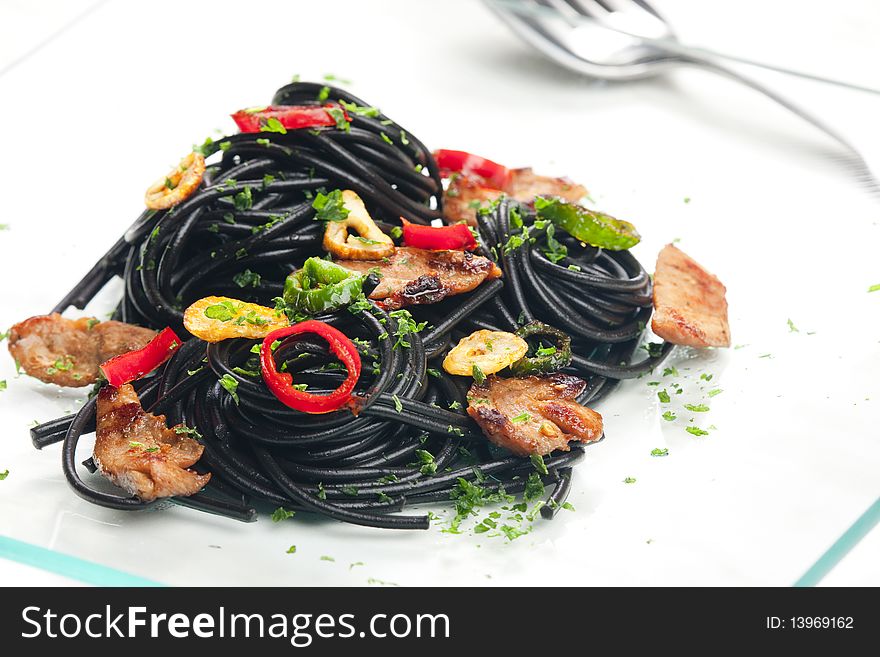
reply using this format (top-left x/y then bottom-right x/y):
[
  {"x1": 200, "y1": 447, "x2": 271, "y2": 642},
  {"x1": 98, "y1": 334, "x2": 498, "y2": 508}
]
[{"x1": 259, "y1": 320, "x2": 362, "y2": 414}]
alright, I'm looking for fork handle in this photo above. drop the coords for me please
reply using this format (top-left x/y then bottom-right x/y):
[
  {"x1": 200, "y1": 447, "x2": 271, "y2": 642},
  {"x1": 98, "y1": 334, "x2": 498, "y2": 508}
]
[{"x1": 685, "y1": 58, "x2": 879, "y2": 192}]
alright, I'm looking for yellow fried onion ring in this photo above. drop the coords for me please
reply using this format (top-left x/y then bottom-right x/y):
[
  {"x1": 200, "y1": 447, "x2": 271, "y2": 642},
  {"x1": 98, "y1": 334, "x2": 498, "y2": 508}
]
[
  {"x1": 442, "y1": 330, "x2": 529, "y2": 377},
  {"x1": 145, "y1": 152, "x2": 206, "y2": 210}
]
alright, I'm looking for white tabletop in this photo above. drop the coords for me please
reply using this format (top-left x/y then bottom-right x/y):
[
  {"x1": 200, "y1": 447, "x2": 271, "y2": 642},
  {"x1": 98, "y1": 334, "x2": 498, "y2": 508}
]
[{"x1": 0, "y1": 0, "x2": 878, "y2": 587}]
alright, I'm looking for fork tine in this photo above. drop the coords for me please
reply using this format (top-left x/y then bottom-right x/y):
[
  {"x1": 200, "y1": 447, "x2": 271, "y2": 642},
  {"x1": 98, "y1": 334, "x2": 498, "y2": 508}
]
[
  {"x1": 542, "y1": 0, "x2": 585, "y2": 26},
  {"x1": 562, "y1": 0, "x2": 612, "y2": 18}
]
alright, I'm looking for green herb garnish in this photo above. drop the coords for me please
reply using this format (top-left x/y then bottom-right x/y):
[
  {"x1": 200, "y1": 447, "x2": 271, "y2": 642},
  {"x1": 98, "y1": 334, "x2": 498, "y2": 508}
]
[
  {"x1": 312, "y1": 189, "x2": 350, "y2": 223},
  {"x1": 272, "y1": 507, "x2": 296, "y2": 522},
  {"x1": 219, "y1": 374, "x2": 239, "y2": 404},
  {"x1": 511, "y1": 412, "x2": 531, "y2": 424}
]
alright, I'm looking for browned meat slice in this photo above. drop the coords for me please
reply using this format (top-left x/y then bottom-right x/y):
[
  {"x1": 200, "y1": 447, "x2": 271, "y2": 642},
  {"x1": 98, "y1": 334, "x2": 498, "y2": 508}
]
[
  {"x1": 467, "y1": 374, "x2": 603, "y2": 456},
  {"x1": 506, "y1": 168, "x2": 588, "y2": 205},
  {"x1": 443, "y1": 175, "x2": 503, "y2": 226},
  {"x1": 443, "y1": 170, "x2": 589, "y2": 225},
  {"x1": 7, "y1": 314, "x2": 157, "y2": 387},
  {"x1": 94, "y1": 384, "x2": 210, "y2": 501},
  {"x1": 337, "y1": 247, "x2": 502, "y2": 310},
  {"x1": 651, "y1": 244, "x2": 730, "y2": 348}
]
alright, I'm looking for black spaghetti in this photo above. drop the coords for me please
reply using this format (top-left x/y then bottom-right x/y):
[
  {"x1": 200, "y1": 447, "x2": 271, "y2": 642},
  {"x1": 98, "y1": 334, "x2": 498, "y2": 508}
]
[{"x1": 30, "y1": 82, "x2": 670, "y2": 530}]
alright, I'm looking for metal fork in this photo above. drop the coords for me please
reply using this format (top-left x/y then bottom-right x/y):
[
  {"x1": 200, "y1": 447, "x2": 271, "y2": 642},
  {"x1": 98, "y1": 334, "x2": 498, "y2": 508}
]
[{"x1": 485, "y1": 0, "x2": 880, "y2": 195}]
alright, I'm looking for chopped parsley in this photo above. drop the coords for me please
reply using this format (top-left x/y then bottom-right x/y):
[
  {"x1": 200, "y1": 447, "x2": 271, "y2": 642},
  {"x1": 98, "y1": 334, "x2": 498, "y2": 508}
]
[
  {"x1": 650, "y1": 447, "x2": 669, "y2": 457},
  {"x1": 499, "y1": 525, "x2": 530, "y2": 541},
  {"x1": 787, "y1": 318, "x2": 799, "y2": 333},
  {"x1": 392, "y1": 394, "x2": 403, "y2": 412},
  {"x1": 0, "y1": 380, "x2": 6, "y2": 392},
  {"x1": 447, "y1": 478, "x2": 513, "y2": 533},
  {"x1": 542, "y1": 224, "x2": 568, "y2": 263},
  {"x1": 348, "y1": 297, "x2": 373, "y2": 314},
  {"x1": 414, "y1": 449, "x2": 437, "y2": 476},
  {"x1": 503, "y1": 225, "x2": 531, "y2": 254},
  {"x1": 641, "y1": 342, "x2": 664, "y2": 358},
  {"x1": 511, "y1": 412, "x2": 531, "y2": 424},
  {"x1": 271, "y1": 507, "x2": 296, "y2": 522},
  {"x1": 472, "y1": 364, "x2": 486, "y2": 385},
  {"x1": 623, "y1": 477, "x2": 637, "y2": 484},
  {"x1": 219, "y1": 374, "x2": 240, "y2": 404},
  {"x1": 426, "y1": 368, "x2": 441, "y2": 378},
  {"x1": 683, "y1": 403, "x2": 710, "y2": 412},
  {"x1": 233, "y1": 186, "x2": 253, "y2": 211},
  {"x1": 686, "y1": 426, "x2": 709, "y2": 436},
  {"x1": 341, "y1": 485, "x2": 359, "y2": 496},
  {"x1": 388, "y1": 309, "x2": 427, "y2": 349},
  {"x1": 379, "y1": 132, "x2": 393, "y2": 145},
  {"x1": 46, "y1": 355, "x2": 75, "y2": 376},
  {"x1": 390, "y1": 226, "x2": 403, "y2": 239},
  {"x1": 708, "y1": 388, "x2": 723, "y2": 397},
  {"x1": 260, "y1": 117, "x2": 287, "y2": 134},
  {"x1": 338, "y1": 100, "x2": 380, "y2": 117},
  {"x1": 663, "y1": 366, "x2": 679, "y2": 377},
  {"x1": 700, "y1": 373, "x2": 713, "y2": 381},
  {"x1": 530, "y1": 454, "x2": 548, "y2": 475},
  {"x1": 286, "y1": 545, "x2": 297, "y2": 554},
  {"x1": 326, "y1": 106, "x2": 350, "y2": 132},
  {"x1": 174, "y1": 425, "x2": 202, "y2": 440},
  {"x1": 661, "y1": 410, "x2": 676, "y2": 421},
  {"x1": 192, "y1": 137, "x2": 216, "y2": 156},
  {"x1": 523, "y1": 472, "x2": 545, "y2": 501},
  {"x1": 657, "y1": 389, "x2": 671, "y2": 403},
  {"x1": 320, "y1": 555, "x2": 335, "y2": 562},
  {"x1": 312, "y1": 189, "x2": 350, "y2": 223},
  {"x1": 260, "y1": 116, "x2": 287, "y2": 135},
  {"x1": 317, "y1": 85, "x2": 330, "y2": 101},
  {"x1": 233, "y1": 269, "x2": 261, "y2": 288},
  {"x1": 869, "y1": 284, "x2": 880, "y2": 293},
  {"x1": 0, "y1": 470, "x2": 8, "y2": 480}
]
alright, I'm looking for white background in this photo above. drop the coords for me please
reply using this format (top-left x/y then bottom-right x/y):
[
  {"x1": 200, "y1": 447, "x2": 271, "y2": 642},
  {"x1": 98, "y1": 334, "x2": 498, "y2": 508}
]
[{"x1": 0, "y1": 0, "x2": 878, "y2": 586}]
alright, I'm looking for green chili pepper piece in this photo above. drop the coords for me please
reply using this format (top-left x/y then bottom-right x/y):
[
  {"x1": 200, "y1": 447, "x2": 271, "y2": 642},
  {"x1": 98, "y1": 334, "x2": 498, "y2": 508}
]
[
  {"x1": 534, "y1": 196, "x2": 640, "y2": 251},
  {"x1": 283, "y1": 257, "x2": 365, "y2": 314},
  {"x1": 508, "y1": 321, "x2": 573, "y2": 376}
]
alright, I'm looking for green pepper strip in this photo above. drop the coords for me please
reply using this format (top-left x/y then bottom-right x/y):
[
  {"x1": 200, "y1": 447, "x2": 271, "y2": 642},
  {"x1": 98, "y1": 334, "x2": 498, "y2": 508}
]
[
  {"x1": 283, "y1": 257, "x2": 365, "y2": 315},
  {"x1": 508, "y1": 321, "x2": 573, "y2": 376},
  {"x1": 534, "y1": 196, "x2": 640, "y2": 251}
]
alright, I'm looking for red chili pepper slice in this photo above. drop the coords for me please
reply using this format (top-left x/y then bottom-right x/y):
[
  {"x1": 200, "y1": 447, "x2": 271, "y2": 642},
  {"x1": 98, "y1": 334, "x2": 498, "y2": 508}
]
[
  {"x1": 433, "y1": 149, "x2": 511, "y2": 190},
  {"x1": 260, "y1": 321, "x2": 362, "y2": 414},
  {"x1": 231, "y1": 105, "x2": 348, "y2": 133},
  {"x1": 400, "y1": 217, "x2": 478, "y2": 251},
  {"x1": 99, "y1": 327, "x2": 182, "y2": 388}
]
